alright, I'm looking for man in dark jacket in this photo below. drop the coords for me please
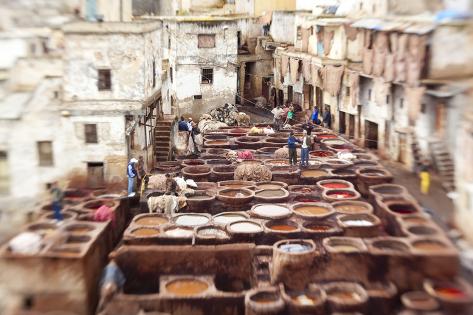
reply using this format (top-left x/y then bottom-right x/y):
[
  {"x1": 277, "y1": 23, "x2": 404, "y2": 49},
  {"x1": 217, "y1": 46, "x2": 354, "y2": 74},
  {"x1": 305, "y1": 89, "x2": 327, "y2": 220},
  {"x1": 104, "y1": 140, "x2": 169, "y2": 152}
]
[
  {"x1": 287, "y1": 132, "x2": 301, "y2": 166},
  {"x1": 323, "y1": 107, "x2": 332, "y2": 129}
]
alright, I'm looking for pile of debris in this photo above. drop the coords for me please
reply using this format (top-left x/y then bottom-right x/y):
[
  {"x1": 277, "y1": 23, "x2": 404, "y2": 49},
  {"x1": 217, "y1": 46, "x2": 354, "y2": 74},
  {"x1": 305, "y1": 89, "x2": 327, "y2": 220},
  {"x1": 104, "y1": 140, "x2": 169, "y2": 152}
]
[{"x1": 205, "y1": 103, "x2": 250, "y2": 127}]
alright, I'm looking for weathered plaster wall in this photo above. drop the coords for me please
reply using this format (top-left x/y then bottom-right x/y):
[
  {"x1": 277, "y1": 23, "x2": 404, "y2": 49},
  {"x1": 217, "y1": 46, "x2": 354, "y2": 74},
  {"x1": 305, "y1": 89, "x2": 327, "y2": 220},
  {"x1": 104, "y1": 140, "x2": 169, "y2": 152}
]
[
  {"x1": 270, "y1": 11, "x2": 297, "y2": 44},
  {"x1": 163, "y1": 20, "x2": 238, "y2": 118},
  {"x1": 429, "y1": 25, "x2": 473, "y2": 80},
  {"x1": 63, "y1": 33, "x2": 146, "y2": 102},
  {"x1": 8, "y1": 57, "x2": 62, "y2": 91},
  {"x1": 0, "y1": 37, "x2": 28, "y2": 70},
  {"x1": 346, "y1": 28, "x2": 364, "y2": 63}
]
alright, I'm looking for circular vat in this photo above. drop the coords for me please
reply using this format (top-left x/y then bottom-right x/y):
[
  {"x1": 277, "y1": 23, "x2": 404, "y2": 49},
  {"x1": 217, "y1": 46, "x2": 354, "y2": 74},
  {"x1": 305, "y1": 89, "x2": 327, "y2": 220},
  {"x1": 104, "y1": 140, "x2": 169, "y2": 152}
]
[
  {"x1": 411, "y1": 238, "x2": 450, "y2": 252},
  {"x1": 64, "y1": 223, "x2": 95, "y2": 234},
  {"x1": 174, "y1": 213, "x2": 210, "y2": 227},
  {"x1": 265, "y1": 220, "x2": 299, "y2": 233},
  {"x1": 292, "y1": 203, "x2": 334, "y2": 219},
  {"x1": 318, "y1": 179, "x2": 353, "y2": 190},
  {"x1": 407, "y1": 225, "x2": 439, "y2": 236},
  {"x1": 165, "y1": 278, "x2": 209, "y2": 296},
  {"x1": 324, "y1": 237, "x2": 364, "y2": 253},
  {"x1": 332, "y1": 201, "x2": 373, "y2": 215},
  {"x1": 162, "y1": 225, "x2": 194, "y2": 238},
  {"x1": 401, "y1": 291, "x2": 439, "y2": 311},
  {"x1": 371, "y1": 239, "x2": 410, "y2": 253},
  {"x1": 227, "y1": 220, "x2": 263, "y2": 234},
  {"x1": 213, "y1": 212, "x2": 249, "y2": 225},
  {"x1": 251, "y1": 204, "x2": 292, "y2": 220},
  {"x1": 133, "y1": 214, "x2": 169, "y2": 226},
  {"x1": 196, "y1": 225, "x2": 229, "y2": 239},
  {"x1": 387, "y1": 203, "x2": 418, "y2": 215}
]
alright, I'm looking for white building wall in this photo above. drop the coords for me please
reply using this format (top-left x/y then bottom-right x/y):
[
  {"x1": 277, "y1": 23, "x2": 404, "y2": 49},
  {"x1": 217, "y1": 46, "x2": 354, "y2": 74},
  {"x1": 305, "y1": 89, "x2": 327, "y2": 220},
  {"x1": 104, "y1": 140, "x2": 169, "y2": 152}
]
[
  {"x1": 63, "y1": 33, "x2": 147, "y2": 102},
  {"x1": 270, "y1": 11, "x2": 297, "y2": 44},
  {"x1": 163, "y1": 19, "x2": 238, "y2": 117}
]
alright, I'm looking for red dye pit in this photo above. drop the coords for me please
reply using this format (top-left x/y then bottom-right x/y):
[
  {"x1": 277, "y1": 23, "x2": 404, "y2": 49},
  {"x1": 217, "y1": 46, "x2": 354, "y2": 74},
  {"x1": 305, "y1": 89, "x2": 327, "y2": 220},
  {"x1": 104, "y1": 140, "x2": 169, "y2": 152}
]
[
  {"x1": 435, "y1": 287, "x2": 467, "y2": 299},
  {"x1": 318, "y1": 134, "x2": 337, "y2": 139}
]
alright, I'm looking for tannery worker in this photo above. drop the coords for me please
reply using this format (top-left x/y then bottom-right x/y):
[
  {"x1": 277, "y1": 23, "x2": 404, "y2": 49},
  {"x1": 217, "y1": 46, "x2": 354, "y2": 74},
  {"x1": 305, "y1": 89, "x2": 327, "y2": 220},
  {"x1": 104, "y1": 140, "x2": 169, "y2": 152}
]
[
  {"x1": 287, "y1": 132, "x2": 301, "y2": 166},
  {"x1": 323, "y1": 107, "x2": 332, "y2": 129},
  {"x1": 165, "y1": 173, "x2": 178, "y2": 196},
  {"x1": 97, "y1": 260, "x2": 126, "y2": 312},
  {"x1": 178, "y1": 116, "x2": 189, "y2": 131},
  {"x1": 300, "y1": 129, "x2": 312, "y2": 167},
  {"x1": 127, "y1": 158, "x2": 138, "y2": 196},
  {"x1": 311, "y1": 106, "x2": 319, "y2": 124},
  {"x1": 50, "y1": 181, "x2": 64, "y2": 222}
]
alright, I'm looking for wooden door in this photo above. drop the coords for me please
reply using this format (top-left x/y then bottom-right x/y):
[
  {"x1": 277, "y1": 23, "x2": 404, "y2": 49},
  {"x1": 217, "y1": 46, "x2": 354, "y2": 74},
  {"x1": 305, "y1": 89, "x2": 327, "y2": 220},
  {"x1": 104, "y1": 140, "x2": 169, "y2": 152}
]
[
  {"x1": 87, "y1": 162, "x2": 105, "y2": 188},
  {"x1": 398, "y1": 133, "x2": 407, "y2": 164}
]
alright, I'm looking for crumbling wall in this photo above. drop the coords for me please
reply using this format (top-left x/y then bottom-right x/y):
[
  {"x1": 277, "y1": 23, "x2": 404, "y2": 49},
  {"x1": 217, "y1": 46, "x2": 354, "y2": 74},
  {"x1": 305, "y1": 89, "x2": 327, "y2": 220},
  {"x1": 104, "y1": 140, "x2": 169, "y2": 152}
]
[
  {"x1": 270, "y1": 11, "x2": 296, "y2": 44},
  {"x1": 429, "y1": 24, "x2": 473, "y2": 80}
]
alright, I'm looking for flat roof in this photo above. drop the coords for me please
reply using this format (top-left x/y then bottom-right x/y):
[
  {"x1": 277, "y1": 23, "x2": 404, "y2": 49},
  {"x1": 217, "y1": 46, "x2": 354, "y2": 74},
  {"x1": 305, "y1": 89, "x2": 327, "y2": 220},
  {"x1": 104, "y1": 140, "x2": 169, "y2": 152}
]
[
  {"x1": 0, "y1": 92, "x2": 31, "y2": 120},
  {"x1": 63, "y1": 20, "x2": 161, "y2": 34},
  {"x1": 142, "y1": 15, "x2": 240, "y2": 23}
]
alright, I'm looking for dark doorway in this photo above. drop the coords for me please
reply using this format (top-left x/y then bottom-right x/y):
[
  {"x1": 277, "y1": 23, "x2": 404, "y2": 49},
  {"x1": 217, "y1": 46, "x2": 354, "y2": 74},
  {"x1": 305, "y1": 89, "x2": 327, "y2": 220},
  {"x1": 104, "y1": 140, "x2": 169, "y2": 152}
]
[
  {"x1": 287, "y1": 85, "x2": 293, "y2": 103},
  {"x1": 315, "y1": 87, "x2": 323, "y2": 109},
  {"x1": 398, "y1": 133, "x2": 407, "y2": 164},
  {"x1": 339, "y1": 111, "x2": 346, "y2": 135},
  {"x1": 357, "y1": 105, "x2": 362, "y2": 139},
  {"x1": 349, "y1": 114, "x2": 355, "y2": 139},
  {"x1": 278, "y1": 89, "x2": 284, "y2": 106},
  {"x1": 365, "y1": 120, "x2": 378, "y2": 150},
  {"x1": 262, "y1": 77, "x2": 270, "y2": 101},
  {"x1": 87, "y1": 162, "x2": 104, "y2": 188},
  {"x1": 303, "y1": 84, "x2": 311, "y2": 110}
]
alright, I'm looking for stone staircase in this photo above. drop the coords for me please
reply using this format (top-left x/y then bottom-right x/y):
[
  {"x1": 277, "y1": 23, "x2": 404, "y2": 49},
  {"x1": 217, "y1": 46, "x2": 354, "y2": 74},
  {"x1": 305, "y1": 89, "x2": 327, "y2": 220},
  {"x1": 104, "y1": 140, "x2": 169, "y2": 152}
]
[
  {"x1": 154, "y1": 119, "x2": 174, "y2": 162},
  {"x1": 429, "y1": 139, "x2": 456, "y2": 192}
]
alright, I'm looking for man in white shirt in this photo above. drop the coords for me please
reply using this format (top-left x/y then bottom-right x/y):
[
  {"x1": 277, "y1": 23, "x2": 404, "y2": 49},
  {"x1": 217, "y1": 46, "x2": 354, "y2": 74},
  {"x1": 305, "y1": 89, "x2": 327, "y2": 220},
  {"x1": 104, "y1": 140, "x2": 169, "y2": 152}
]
[{"x1": 300, "y1": 130, "x2": 312, "y2": 167}]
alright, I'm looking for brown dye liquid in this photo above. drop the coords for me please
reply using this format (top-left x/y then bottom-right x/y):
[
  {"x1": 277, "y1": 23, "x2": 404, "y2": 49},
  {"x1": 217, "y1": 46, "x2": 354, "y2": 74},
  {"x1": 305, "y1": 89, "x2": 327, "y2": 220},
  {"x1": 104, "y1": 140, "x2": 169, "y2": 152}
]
[
  {"x1": 363, "y1": 171, "x2": 386, "y2": 176},
  {"x1": 403, "y1": 217, "x2": 428, "y2": 224},
  {"x1": 68, "y1": 227, "x2": 92, "y2": 233},
  {"x1": 295, "y1": 206, "x2": 329, "y2": 216},
  {"x1": 329, "y1": 290, "x2": 360, "y2": 302},
  {"x1": 335, "y1": 204, "x2": 368, "y2": 213},
  {"x1": 256, "y1": 190, "x2": 285, "y2": 197},
  {"x1": 135, "y1": 217, "x2": 168, "y2": 225},
  {"x1": 302, "y1": 170, "x2": 328, "y2": 177},
  {"x1": 166, "y1": 279, "x2": 209, "y2": 296},
  {"x1": 414, "y1": 242, "x2": 446, "y2": 251},
  {"x1": 269, "y1": 224, "x2": 297, "y2": 231},
  {"x1": 208, "y1": 140, "x2": 229, "y2": 145},
  {"x1": 332, "y1": 245, "x2": 359, "y2": 252},
  {"x1": 257, "y1": 184, "x2": 282, "y2": 190},
  {"x1": 221, "y1": 190, "x2": 248, "y2": 197},
  {"x1": 132, "y1": 228, "x2": 160, "y2": 237}
]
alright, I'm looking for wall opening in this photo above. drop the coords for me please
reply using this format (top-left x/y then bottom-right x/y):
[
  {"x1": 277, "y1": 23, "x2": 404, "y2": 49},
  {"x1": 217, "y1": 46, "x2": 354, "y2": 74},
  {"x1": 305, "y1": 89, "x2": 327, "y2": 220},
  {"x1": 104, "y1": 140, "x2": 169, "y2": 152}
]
[
  {"x1": 339, "y1": 111, "x2": 346, "y2": 135},
  {"x1": 0, "y1": 151, "x2": 8, "y2": 195},
  {"x1": 349, "y1": 114, "x2": 355, "y2": 139},
  {"x1": 87, "y1": 162, "x2": 105, "y2": 188},
  {"x1": 365, "y1": 120, "x2": 378, "y2": 150}
]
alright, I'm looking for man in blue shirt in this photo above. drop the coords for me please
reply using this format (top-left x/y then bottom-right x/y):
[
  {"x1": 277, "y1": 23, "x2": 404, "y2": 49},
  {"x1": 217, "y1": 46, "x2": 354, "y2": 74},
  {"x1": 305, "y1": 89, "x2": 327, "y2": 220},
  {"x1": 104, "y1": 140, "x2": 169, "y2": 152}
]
[
  {"x1": 287, "y1": 132, "x2": 301, "y2": 166},
  {"x1": 127, "y1": 158, "x2": 138, "y2": 196},
  {"x1": 178, "y1": 116, "x2": 189, "y2": 131},
  {"x1": 311, "y1": 106, "x2": 319, "y2": 124}
]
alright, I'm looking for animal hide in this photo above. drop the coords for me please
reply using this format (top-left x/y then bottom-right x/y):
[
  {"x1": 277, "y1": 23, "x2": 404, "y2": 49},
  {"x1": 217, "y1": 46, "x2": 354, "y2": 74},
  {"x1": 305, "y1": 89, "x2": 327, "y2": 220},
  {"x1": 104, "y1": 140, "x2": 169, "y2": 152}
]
[{"x1": 290, "y1": 58, "x2": 300, "y2": 84}]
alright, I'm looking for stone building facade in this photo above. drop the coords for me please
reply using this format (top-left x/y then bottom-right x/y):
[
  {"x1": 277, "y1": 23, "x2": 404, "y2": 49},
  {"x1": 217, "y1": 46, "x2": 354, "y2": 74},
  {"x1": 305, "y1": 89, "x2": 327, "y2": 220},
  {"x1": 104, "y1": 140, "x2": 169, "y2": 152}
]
[{"x1": 159, "y1": 17, "x2": 238, "y2": 118}]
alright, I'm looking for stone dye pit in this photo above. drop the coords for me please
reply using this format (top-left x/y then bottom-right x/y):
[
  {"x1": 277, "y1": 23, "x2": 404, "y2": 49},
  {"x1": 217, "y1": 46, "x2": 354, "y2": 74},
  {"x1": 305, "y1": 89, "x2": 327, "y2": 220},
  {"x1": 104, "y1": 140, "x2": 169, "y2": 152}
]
[{"x1": 1, "y1": 125, "x2": 470, "y2": 315}]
